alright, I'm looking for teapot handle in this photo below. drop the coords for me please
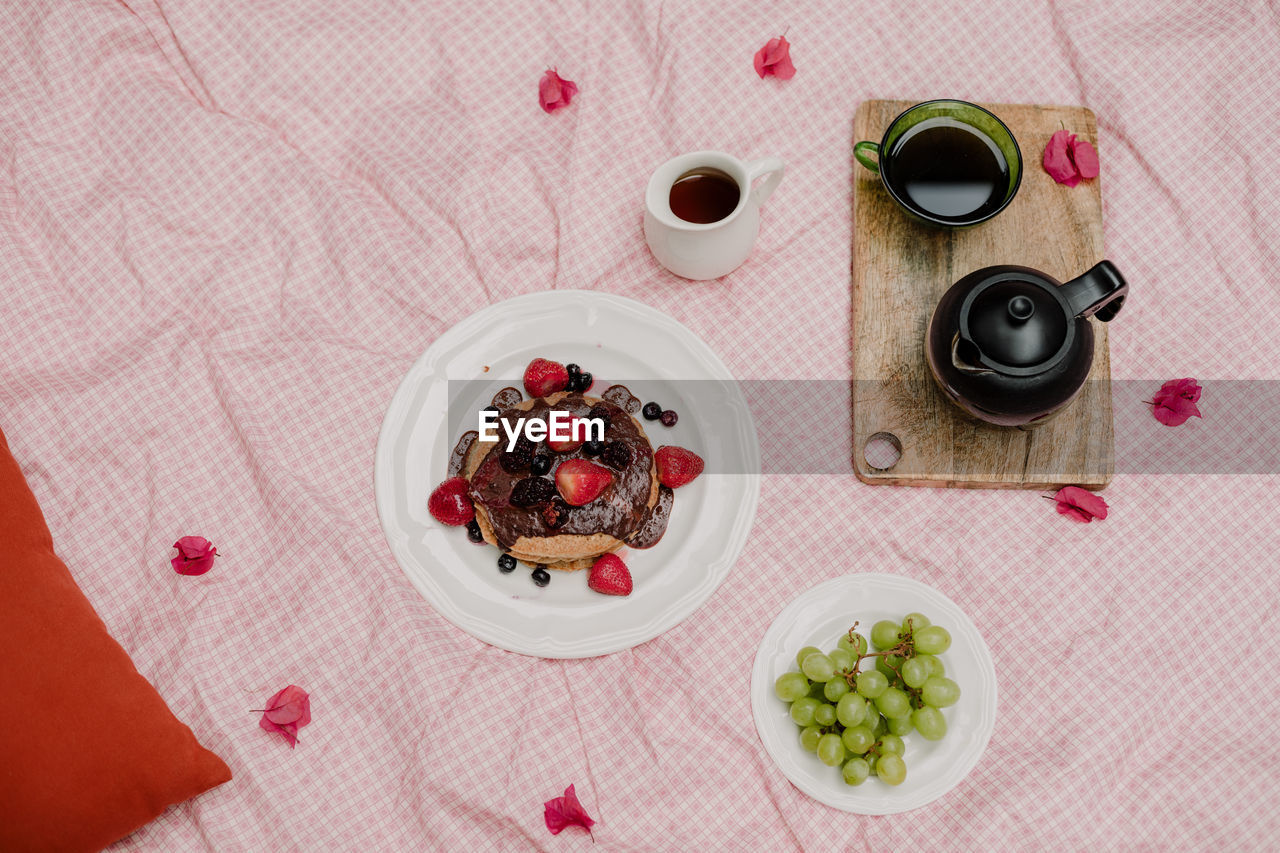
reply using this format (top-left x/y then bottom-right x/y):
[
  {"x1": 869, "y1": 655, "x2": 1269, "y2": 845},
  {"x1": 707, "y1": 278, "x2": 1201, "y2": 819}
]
[{"x1": 1061, "y1": 260, "x2": 1128, "y2": 322}]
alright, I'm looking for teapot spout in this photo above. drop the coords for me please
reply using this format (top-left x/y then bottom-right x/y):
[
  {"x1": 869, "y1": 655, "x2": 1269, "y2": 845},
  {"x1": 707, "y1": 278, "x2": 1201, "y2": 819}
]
[
  {"x1": 950, "y1": 333, "x2": 997, "y2": 375},
  {"x1": 1061, "y1": 260, "x2": 1128, "y2": 322}
]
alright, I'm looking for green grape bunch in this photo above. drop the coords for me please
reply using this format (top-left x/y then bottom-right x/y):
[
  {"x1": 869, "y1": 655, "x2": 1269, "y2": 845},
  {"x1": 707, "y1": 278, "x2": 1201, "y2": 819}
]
[{"x1": 773, "y1": 612, "x2": 960, "y2": 788}]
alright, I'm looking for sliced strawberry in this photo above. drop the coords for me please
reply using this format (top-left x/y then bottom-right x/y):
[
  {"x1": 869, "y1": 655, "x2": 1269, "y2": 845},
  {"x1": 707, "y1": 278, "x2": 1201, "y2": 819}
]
[
  {"x1": 654, "y1": 446, "x2": 704, "y2": 488},
  {"x1": 588, "y1": 553, "x2": 633, "y2": 596},
  {"x1": 554, "y1": 458, "x2": 613, "y2": 506},
  {"x1": 428, "y1": 477, "x2": 475, "y2": 525},
  {"x1": 547, "y1": 415, "x2": 588, "y2": 452},
  {"x1": 523, "y1": 358, "x2": 570, "y2": 398}
]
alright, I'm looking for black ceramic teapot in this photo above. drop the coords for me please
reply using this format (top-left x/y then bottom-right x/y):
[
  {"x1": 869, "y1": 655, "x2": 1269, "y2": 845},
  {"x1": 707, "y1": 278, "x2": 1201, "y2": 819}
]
[{"x1": 925, "y1": 260, "x2": 1128, "y2": 427}]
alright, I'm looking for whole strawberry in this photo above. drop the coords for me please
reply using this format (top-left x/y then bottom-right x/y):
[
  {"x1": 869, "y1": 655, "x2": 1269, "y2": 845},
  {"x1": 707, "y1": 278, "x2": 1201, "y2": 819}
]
[
  {"x1": 654, "y1": 446, "x2": 704, "y2": 488},
  {"x1": 524, "y1": 358, "x2": 570, "y2": 399},
  {"x1": 428, "y1": 477, "x2": 475, "y2": 525},
  {"x1": 588, "y1": 553, "x2": 633, "y2": 596}
]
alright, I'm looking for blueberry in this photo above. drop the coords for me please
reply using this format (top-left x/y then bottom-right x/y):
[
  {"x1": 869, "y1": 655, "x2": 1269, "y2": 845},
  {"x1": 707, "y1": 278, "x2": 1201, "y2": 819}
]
[
  {"x1": 466, "y1": 520, "x2": 484, "y2": 543},
  {"x1": 483, "y1": 404, "x2": 500, "y2": 414},
  {"x1": 530, "y1": 454, "x2": 552, "y2": 476},
  {"x1": 660, "y1": 409, "x2": 678, "y2": 427},
  {"x1": 566, "y1": 363, "x2": 581, "y2": 376},
  {"x1": 582, "y1": 439, "x2": 604, "y2": 457},
  {"x1": 576, "y1": 372, "x2": 593, "y2": 392},
  {"x1": 531, "y1": 567, "x2": 551, "y2": 587},
  {"x1": 642, "y1": 402, "x2": 662, "y2": 420},
  {"x1": 601, "y1": 441, "x2": 632, "y2": 470},
  {"x1": 498, "y1": 554, "x2": 517, "y2": 573}
]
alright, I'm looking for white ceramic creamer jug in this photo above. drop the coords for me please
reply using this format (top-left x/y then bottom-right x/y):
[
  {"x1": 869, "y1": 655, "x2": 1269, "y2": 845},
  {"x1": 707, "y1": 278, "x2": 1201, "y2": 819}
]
[{"x1": 643, "y1": 150, "x2": 784, "y2": 280}]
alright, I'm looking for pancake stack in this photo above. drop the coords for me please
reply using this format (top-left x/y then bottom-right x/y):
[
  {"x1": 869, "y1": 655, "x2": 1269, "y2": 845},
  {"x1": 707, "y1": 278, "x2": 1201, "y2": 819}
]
[{"x1": 461, "y1": 389, "x2": 672, "y2": 572}]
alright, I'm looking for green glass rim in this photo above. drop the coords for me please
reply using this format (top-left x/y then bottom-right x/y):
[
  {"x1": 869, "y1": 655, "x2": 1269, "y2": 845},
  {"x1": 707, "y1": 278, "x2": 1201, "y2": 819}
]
[{"x1": 878, "y1": 99, "x2": 1023, "y2": 227}]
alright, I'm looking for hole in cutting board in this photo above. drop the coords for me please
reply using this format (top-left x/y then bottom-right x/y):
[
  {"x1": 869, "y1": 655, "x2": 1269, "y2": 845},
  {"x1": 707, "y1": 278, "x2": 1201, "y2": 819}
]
[{"x1": 864, "y1": 432, "x2": 903, "y2": 471}]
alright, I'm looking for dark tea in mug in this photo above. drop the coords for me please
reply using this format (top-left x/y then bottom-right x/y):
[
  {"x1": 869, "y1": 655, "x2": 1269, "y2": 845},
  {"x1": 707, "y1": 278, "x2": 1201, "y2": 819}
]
[
  {"x1": 882, "y1": 118, "x2": 1010, "y2": 223},
  {"x1": 669, "y1": 167, "x2": 741, "y2": 224},
  {"x1": 854, "y1": 100, "x2": 1022, "y2": 227}
]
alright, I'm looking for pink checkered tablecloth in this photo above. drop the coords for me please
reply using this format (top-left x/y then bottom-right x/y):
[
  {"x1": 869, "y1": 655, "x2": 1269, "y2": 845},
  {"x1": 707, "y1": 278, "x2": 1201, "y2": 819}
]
[{"x1": 2, "y1": 0, "x2": 1279, "y2": 849}]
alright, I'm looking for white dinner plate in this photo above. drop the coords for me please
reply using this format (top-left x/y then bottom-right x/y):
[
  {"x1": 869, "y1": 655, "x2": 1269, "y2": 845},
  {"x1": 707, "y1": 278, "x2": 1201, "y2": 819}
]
[
  {"x1": 751, "y1": 573, "x2": 997, "y2": 813},
  {"x1": 375, "y1": 290, "x2": 760, "y2": 658}
]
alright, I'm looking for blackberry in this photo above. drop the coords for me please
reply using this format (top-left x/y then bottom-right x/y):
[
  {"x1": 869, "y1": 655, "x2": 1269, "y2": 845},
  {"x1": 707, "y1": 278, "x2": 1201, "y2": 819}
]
[
  {"x1": 531, "y1": 567, "x2": 551, "y2": 587},
  {"x1": 530, "y1": 454, "x2": 552, "y2": 476},
  {"x1": 588, "y1": 403, "x2": 612, "y2": 428},
  {"x1": 641, "y1": 402, "x2": 662, "y2": 420},
  {"x1": 499, "y1": 435, "x2": 535, "y2": 473},
  {"x1": 466, "y1": 520, "x2": 484, "y2": 543},
  {"x1": 660, "y1": 409, "x2": 678, "y2": 427},
  {"x1": 600, "y1": 441, "x2": 632, "y2": 470},
  {"x1": 498, "y1": 554, "x2": 517, "y2": 573},
  {"x1": 510, "y1": 476, "x2": 556, "y2": 507}
]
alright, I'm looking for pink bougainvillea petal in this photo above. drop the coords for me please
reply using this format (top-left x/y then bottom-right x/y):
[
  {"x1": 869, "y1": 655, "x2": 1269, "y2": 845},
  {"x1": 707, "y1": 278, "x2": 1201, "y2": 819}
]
[
  {"x1": 259, "y1": 717, "x2": 299, "y2": 747},
  {"x1": 1043, "y1": 130, "x2": 1081, "y2": 186},
  {"x1": 1162, "y1": 377, "x2": 1202, "y2": 403},
  {"x1": 1045, "y1": 129, "x2": 1100, "y2": 186},
  {"x1": 264, "y1": 689, "x2": 309, "y2": 725},
  {"x1": 770, "y1": 51, "x2": 796, "y2": 80},
  {"x1": 1070, "y1": 136, "x2": 1100, "y2": 179},
  {"x1": 1153, "y1": 398, "x2": 1201, "y2": 426},
  {"x1": 171, "y1": 535, "x2": 218, "y2": 575},
  {"x1": 539, "y1": 69, "x2": 578, "y2": 113},
  {"x1": 1052, "y1": 485, "x2": 1109, "y2": 523},
  {"x1": 544, "y1": 784, "x2": 595, "y2": 837},
  {"x1": 258, "y1": 685, "x2": 311, "y2": 748},
  {"x1": 753, "y1": 36, "x2": 795, "y2": 80},
  {"x1": 1151, "y1": 378, "x2": 1203, "y2": 426}
]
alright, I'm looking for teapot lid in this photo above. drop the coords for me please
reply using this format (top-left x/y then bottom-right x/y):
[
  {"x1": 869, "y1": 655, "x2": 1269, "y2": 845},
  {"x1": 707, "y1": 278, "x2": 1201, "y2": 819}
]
[{"x1": 957, "y1": 272, "x2": 1075, "y2": 377}]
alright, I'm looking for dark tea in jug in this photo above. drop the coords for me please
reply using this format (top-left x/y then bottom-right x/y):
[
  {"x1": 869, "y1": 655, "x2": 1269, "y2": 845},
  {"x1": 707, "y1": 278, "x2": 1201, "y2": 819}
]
[{"x1": 668, "y1": 168, "x2": 741, "y2": 224}]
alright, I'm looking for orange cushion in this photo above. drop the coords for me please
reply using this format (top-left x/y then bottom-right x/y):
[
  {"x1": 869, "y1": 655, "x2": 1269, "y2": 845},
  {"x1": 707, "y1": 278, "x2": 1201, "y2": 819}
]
[{"x1": 0, "y1": 427, "x2": 231, "y2": 851}]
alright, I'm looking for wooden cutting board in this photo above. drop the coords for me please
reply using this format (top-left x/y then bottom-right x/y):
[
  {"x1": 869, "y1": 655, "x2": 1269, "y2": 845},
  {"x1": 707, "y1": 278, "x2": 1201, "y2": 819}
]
[{"x1": 851, "y1": 100, "x2": 1113, "y2": 489}]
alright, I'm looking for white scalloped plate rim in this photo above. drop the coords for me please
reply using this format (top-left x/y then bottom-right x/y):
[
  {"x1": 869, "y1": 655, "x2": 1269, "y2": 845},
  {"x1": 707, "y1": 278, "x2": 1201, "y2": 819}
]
[
  {"x1": 751, "y1": 573, "x2": 998, "y2": 814},
  {"x1": 375, "y1": 290, "x2": 761, "y2": 658}
]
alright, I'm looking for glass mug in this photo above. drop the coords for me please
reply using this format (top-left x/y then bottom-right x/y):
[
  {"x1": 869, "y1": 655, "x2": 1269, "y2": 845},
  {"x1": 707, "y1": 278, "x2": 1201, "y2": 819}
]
[
  {"x1": 644, "y1": 151, "x2": 785, "y2": 280},
  {"x1": 854, "y1": 99, "x2": 1022, "y2": 227}
]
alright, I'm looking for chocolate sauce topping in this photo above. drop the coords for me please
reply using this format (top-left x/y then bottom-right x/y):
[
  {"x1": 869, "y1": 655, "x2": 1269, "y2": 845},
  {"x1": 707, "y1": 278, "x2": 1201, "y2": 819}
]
[
  {"x1": 447, "y1": 431, "x2": 478, "y2": 479},
  {"x1": 602, "y1": 384, "x2": 642, "y2": 414},
  {"x1": 466, "y1": 393, "x2": 659, "y2": 550},
  {"x1": 491, "y1": 387, "x2": 523, "y2": 408},
  {"x1": 627, "y1": 485, "x2": 673, "y2": 549}
]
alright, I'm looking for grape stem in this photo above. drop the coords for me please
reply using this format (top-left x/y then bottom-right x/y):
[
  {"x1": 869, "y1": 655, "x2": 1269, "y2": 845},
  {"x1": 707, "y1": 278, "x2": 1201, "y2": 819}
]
[{"x1": 839, "y1": 619, "x2": 916, "y2": 687}]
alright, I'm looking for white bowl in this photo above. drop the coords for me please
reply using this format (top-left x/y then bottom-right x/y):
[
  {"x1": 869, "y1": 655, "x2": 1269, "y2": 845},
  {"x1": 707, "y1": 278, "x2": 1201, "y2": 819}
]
[{"x1": 750, "y1": 573, "x2": 997, "y2": 813}]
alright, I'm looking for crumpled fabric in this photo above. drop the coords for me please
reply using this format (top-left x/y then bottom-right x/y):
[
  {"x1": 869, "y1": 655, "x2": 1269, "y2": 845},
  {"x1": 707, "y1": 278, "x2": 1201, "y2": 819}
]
[{"x1": 0, "y1": 0, "x2": 1277, "y2": 848}]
